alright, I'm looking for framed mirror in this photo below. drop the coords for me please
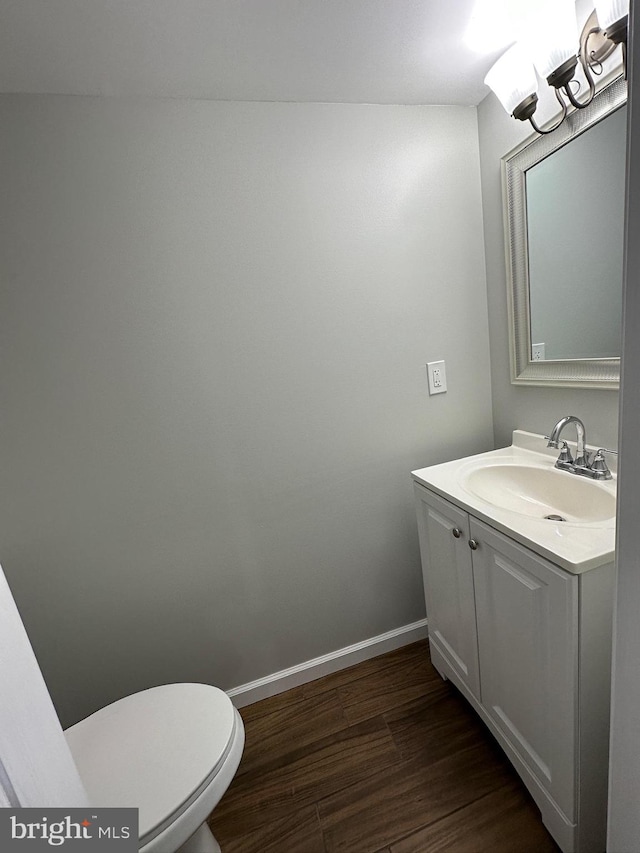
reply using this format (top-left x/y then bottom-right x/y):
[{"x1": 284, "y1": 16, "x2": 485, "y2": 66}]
[{"x1": 502, "y1": 75, "x2": 626, "y2": 388}]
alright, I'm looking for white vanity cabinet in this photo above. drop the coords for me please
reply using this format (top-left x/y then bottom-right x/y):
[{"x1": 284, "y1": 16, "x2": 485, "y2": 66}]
[
  {"x1": 414, "y1": 481, "x2": 614, "y2": 853},
  {"x1": 413, "y1": 487, "x2": 480, "y2": 701},
  {"x1": 471, "y1": 516, "x2": 577, "y2": 818}
]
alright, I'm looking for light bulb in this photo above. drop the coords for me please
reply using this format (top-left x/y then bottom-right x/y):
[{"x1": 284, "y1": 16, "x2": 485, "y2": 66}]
[
  {"x1": 527, "y1": 0, "x2": 578, "y2": 83},
  {"x1": 594, "y1": 0, "x2": 629, "y2": 31},
  {"x1": 485, "y1": 43, "x2": 538, "y2": 117}
]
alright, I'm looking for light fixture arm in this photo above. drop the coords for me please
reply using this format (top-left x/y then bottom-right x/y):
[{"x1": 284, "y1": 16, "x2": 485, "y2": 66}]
[
  {"x1": 562, "y1": 26, "x2": 600, "y2": 110},
  {"x1": 483, "y1": 6, "x2": 628, "y2": 139},
  {"x1": 528, "y1": 89, "x2": 568, "y2": 135}
]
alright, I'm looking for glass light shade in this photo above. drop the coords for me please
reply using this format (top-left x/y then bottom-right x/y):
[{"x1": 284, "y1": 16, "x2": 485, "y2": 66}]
[
  {"x1": 594, "y1": 0, "x2": 629, "y2": 30},
  {"x1": 527, "y1": 0, "x2": 578, "y2": 80},
  {"x1": 484, "y1": 43, "x2": 538, "y2": 115}
]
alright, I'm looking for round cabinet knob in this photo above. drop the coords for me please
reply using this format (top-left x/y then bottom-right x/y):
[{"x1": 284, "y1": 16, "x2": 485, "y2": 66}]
[
  {"x1": 468, "y1": 539, "x2": 479, "y2": 550},
  {"x1": 452, "y1": 528, "x2": 462, "y2": 538}
]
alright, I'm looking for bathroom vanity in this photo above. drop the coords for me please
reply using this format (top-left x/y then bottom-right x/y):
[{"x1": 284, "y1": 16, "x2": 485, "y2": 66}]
[{"x1": 412, "y1": 431, "x2": 616, "y2": 853}]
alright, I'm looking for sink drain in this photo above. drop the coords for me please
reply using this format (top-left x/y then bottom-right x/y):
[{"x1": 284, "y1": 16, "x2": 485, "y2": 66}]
[{"x1": 545, "y1": 514, "x2": 567, "y2": 522}]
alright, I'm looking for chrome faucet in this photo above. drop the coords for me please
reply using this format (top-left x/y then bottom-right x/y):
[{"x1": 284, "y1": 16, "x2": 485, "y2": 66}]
[
  {"x1": 547, "y1": 415, "x2": 589, "y2": 468},
  {"x1": 546, "y1": 415, "x2": 615, "y2": 479}
]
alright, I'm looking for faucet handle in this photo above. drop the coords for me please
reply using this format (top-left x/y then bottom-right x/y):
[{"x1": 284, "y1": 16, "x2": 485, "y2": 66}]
[
  {"x1": 556, "y1": 441, "x2": 573, "y2": 464},
  {"x1": 590, "y1": 448, "x2": 616, "y2": 480}
]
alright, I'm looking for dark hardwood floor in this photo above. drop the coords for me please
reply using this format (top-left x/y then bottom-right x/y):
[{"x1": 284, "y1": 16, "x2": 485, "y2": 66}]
[{"x1": 208, "y1": 640, "x2": 560, "y2": 852}]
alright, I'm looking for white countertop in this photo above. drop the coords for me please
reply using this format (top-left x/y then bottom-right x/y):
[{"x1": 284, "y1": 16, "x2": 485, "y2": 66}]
[{"x1": 411, "y1": 430, "x2": 617, "y2": 574}]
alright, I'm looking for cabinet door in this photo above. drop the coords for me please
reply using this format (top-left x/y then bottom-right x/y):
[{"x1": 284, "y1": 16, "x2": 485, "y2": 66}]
[
  {"x1": 471, "y1": 517, "x2": 578, "y2": 818},
  {"x1": 414, "y1": 484, "x2": 480, "y2": 700}
]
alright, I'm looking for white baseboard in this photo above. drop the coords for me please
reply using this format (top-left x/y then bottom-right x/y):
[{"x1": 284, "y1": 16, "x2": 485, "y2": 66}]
[{"x1": 227, "y1": 618, "x2": 428, "y2": 708}]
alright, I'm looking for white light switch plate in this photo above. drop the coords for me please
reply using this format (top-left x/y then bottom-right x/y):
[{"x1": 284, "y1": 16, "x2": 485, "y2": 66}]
[{"x1": 427, "y1": 360, "x2": 447, "y2": 395}]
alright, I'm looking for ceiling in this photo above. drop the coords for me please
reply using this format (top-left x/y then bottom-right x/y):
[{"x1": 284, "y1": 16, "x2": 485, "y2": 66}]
[{"x1": 0, "y1": 0, "x2": 504, "y2": 105}]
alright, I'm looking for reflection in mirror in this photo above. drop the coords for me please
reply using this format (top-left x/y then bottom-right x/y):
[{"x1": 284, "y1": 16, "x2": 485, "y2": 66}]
[
  {"x1": 527, "y1": 105, "x2": 626, "y2": 361},
  {"x1": 503, "y1": 76, "x2": 626, "y2": 388}
]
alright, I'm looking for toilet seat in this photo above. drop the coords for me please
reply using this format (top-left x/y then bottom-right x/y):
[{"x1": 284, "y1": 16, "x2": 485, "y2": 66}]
[{"x1": 65, "y1": 683, "x2": 241, "y2": 850}]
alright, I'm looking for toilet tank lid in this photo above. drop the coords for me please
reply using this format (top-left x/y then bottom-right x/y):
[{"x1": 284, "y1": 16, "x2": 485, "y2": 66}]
[{"x1": 64, "y1": 683, "x2": 237, "y2": 840}]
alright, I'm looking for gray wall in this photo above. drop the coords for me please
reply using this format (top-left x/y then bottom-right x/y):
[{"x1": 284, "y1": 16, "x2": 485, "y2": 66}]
[
  {"x1": 0, "y1": 95, "x2": 493, "y2": 727},
  {"x1": 477, "y1": 90, "x2": 620, "y2": 451}
]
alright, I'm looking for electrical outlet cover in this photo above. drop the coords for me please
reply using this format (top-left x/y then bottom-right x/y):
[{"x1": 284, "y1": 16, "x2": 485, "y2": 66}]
[
  {"x1": 532, "y1": 343, "x2": 546, "y2": 361},
  {"x1": 427, "y1": 360, "x2": 447, "y2": 395}
]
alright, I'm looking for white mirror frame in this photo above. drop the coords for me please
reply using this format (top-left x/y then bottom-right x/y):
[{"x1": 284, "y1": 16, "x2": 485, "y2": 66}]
[{"x1": 502, "y1": 75, "x2": 626, "y2": 389}]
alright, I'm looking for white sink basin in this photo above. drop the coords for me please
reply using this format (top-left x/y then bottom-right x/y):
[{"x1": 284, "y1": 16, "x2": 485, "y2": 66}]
[
  {"x1": 412, "y1": 431, "x2": 617, "y2": 573},
  {"x1": 462, "y1": 464, "x2": 616, "y2": 524}
]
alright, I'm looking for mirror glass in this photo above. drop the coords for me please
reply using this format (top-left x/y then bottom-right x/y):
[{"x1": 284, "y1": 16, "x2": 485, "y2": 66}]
[
  {"x1": 503, "y1": 76, "x2": 626, "y2": 388},
  {"x1": 527, "y1": 105, "x2": 626, "y2": 361}
]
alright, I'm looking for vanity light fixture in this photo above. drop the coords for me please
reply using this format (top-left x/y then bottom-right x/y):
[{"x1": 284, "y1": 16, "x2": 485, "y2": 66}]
[{"x1": 484, "y1": 0, "x2": 628, "y2": 135}]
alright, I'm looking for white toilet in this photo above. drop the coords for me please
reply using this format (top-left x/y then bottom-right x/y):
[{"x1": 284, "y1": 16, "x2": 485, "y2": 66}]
[
  {"x1": 0, "y1": 562, "x2": 244, "y2": 851},
  {"x1": 64, "y1": 683, "x2": 245, "y2": 853}
]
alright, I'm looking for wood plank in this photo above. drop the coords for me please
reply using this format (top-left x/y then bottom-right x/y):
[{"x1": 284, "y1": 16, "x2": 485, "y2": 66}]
[
  {"x1": 208, "y1": 757, "x2": 297, "y2": 840},
  {"x1": 302, "y1": 641, "x2": 430, "y2": 698},
  {"x1": 389, "y1": 781, "x2": 560, "y2": 852},
  {"x1": 318, "y1": 738, "x2": 516, "y2": 853},
  {"x1": 237, "y1": 688, "x2": 349, "y2": 777},
  {"x1": 211, "y1": 716, "x2": 399, "y2": 839},
  {"x1": 287, "y1": 716, "x2": 400, "y2": 807},
  {"x1": 337, "y1": 649, "x2": 442, "y2": 725},
  {"x1": 209, "y1": 804, "x2": 325, "y2": 853},
  {"x1": 383, "y1": 683, "x2": 486, "y2": 763},
  {"x1": 240, "y1": 684, "x2": 306, "y2": 724}
]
